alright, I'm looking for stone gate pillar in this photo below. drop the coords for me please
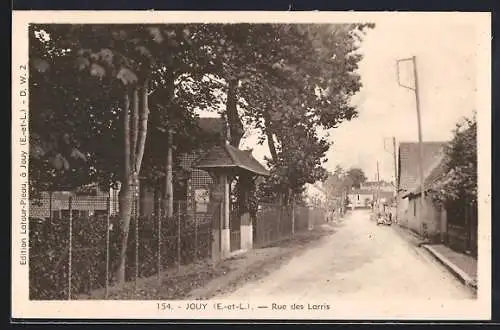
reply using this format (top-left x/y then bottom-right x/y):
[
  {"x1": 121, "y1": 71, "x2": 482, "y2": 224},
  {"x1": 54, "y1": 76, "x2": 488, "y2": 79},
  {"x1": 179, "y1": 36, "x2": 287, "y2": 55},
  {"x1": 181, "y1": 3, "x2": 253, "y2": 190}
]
[{"x1": 240, "y1": 212, "x2": 252, "y2": 250}]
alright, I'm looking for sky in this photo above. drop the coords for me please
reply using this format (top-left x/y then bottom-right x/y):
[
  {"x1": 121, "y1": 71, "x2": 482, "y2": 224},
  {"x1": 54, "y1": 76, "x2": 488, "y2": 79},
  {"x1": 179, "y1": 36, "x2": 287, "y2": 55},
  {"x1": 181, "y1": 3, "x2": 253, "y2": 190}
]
[{"x1": 198, "y1": 20, "x2": 478, "y2": 183}]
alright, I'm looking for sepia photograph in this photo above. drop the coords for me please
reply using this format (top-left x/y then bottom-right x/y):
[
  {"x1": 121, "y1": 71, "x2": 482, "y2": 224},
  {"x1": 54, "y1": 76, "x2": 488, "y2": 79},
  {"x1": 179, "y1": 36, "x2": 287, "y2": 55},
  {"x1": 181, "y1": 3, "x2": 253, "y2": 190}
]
[{"x1": 12, "y1": 11, "x2": 490, "y2": 320}]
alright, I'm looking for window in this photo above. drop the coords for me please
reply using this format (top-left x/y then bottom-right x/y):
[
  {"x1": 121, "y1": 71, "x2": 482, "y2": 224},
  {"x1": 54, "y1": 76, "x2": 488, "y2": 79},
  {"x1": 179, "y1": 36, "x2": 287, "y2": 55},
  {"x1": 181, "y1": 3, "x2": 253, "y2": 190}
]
[
  {"x1": 357, "y1": 195, "x2": 360, "y2": 201},
  {"x1": 413, "y1": 200, "x2": 417, "y2": 216},
  {"x1": 94, "y1": 210, "x2": 108, "y2": 217},
  {"x1": 52, "y1": 211, "x2": 60, "y2": 220}
]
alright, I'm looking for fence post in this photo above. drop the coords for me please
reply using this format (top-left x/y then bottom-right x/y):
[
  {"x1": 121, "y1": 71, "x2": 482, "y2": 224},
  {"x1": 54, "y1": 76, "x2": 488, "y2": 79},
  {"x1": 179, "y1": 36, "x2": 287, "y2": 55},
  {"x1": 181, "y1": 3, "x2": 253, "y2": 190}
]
[
  {"x1": 105, "y1": 195, "x2": 110, "y2": 299},
  {"x1": 134, "y1": 190, "x2": 139, "y2": 291},
  {"x1": 277, "y1": 205, "x2": 282, "y2": 241},
  {"x1": 68, "y1": 196, "x2": 73, "y2": 300},
  {"x1": 49, "y1": 191, "x2": 53, "y2": 225},
  {"x1": 177, "y1": 201, "x2": 181, "y2": 271},
  {"x1": 157, "y1": 195, "x2": 162, "y2": 285}
]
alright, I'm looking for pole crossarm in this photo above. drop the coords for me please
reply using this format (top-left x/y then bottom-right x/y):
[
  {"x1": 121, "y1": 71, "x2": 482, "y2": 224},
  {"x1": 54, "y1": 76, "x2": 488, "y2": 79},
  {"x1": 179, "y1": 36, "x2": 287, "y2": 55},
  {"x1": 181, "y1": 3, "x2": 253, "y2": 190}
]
[
  {"x1": 395, "y1": 55, "x2": 426, "y2": 236},
  {"x1": 396, "y1": 58, "x2": 416, "y2": 91}
]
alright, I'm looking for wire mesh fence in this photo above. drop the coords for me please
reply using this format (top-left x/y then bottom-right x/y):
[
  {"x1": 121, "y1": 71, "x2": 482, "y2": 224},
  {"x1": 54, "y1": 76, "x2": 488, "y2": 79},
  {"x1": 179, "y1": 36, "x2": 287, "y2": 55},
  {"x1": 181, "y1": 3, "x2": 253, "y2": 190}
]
[
  {"x1": 29, "y1": 193, "x2": 216, "y2": 300},
  {"x1": 29, "y1": 192, "x2": 328, "y2": 300}
]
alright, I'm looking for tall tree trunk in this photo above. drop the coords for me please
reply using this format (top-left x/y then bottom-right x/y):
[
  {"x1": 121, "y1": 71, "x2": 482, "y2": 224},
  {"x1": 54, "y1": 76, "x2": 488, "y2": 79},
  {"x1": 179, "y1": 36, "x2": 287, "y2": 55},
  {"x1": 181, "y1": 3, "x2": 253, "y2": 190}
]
[
  {"x1": 116, "y1": 81, "x2": 151, "y2": 284},
  {"x1": 263, "y1": 112, "x2": 278, "y2": 161},
  {"x1": 225, "y1": 77, "x2": 247, "y2": 216},
  {"x1": 162, "y1": 70, "x2": 175, "y2": 217},
  {"x1": 135, "y1": 81, "x2": 149, "y2": 172},
  {"x1": 263, "y1": 113, "x2": 286, "y2": 204},
  {"x1": 130, "y1": 88, "x2": 139, "y2": 168},
  {"x1": 226, "y1": 78, "x2": 243, "y2": 147},
  {"x1": 116, "y1": 91, "x2": 132, "y2": 283}
]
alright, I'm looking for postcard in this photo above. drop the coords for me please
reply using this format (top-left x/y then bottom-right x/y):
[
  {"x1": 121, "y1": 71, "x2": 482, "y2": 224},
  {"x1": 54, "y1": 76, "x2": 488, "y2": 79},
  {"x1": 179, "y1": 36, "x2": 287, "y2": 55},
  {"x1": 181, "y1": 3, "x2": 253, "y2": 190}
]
[{"x1": 11, "y1": 10, "x2": 491, "y2": 320}]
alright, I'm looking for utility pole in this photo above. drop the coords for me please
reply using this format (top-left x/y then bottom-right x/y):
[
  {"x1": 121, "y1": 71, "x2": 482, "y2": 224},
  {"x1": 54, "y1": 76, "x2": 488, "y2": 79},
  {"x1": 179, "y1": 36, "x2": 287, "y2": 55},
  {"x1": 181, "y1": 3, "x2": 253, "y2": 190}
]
[
  {"x1": 392, "y1": 137, "x2": 398, "y2": 222},
  {"x1": 392, "y1": 137, "x2": 397, "y2": 187},
  {"x1": 376, "y1": 161, "x2": 380, "y2": 210},
  {"x1": 384, "y1": 136, "x2": 399, "y2": 221},
  {"x1": 397, "y1": 55, "x2": 425, "y2": 235},
  {"x1": 384, "y1": 136, "x2": 398, "y2": 190}
]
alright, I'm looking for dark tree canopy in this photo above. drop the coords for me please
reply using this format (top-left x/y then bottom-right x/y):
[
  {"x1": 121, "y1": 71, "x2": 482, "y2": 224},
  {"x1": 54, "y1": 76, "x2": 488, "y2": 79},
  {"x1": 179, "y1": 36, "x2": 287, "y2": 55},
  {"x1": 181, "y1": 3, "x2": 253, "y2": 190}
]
[
  {"x1": 345, "y1": 167, "x2": 368, "y2": 189},
  {"x1": 429, "y1": 114, "x2": 477, "y2": 205}
]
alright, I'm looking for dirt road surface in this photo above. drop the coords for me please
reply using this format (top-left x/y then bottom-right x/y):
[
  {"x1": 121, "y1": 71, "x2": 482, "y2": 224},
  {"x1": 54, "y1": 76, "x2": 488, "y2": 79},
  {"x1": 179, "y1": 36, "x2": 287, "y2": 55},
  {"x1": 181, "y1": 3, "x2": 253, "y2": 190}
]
[{"x1": 216, "y1": 210, "x2": 475, "y2": 301}]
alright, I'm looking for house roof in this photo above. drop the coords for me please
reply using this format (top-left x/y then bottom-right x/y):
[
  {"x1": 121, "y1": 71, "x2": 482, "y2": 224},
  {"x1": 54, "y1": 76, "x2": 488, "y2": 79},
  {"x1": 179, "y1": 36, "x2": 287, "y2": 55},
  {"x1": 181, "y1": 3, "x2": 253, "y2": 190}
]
[
  {"x1": 193, "y1": 143, "x2": 270, "y2": 177},
  {"x1": 408, "y1": 154, "x2": 449, "y2": 196},
  {"x1": 398, "y1": 141, "x2": 447, "y2": 195},
  {"x1": 348, "y1": 189, "x2": 375, "y2": 195},
  {"x1": 363, "y1": 181, "x2": 392, "y2": 187},
  {"x1": 377, "y1": 191, "x2": 395, "y2": 199}
]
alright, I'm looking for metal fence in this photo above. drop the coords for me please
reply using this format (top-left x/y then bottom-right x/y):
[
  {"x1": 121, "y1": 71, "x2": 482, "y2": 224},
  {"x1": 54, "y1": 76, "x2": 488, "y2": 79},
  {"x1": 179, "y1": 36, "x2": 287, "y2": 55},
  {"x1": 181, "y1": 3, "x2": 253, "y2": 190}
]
[{"x1": 29, "y1": 194, "x2": 216, "y2": 300}]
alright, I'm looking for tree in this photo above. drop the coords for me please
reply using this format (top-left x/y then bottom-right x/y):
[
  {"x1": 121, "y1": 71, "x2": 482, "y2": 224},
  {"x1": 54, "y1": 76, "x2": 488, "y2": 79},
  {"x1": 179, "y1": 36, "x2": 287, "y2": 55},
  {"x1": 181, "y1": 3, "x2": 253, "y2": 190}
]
[
  {"x1": 30, "y1": 22, "x2": 374, "y2": 282},
  {"x1": 429, "y1": 114, "x2": 477, "y2": 205},
  {"x1": 345, "y1": 167, "x2": 367, "y2": 189},
  {"x1": 29, "y1": 24, "x2": 221, "y2": 283},
  {"x1": 236, "y1": 24, "x2": 374, "y2": 204}
]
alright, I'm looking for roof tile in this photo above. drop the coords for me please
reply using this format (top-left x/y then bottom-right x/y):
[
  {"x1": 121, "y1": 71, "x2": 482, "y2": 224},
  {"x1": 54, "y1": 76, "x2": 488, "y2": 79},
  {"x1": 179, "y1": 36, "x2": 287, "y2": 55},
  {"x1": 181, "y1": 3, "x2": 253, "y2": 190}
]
[{"x1": 398, "y1": 141, "x2": 447, "y2": 194}]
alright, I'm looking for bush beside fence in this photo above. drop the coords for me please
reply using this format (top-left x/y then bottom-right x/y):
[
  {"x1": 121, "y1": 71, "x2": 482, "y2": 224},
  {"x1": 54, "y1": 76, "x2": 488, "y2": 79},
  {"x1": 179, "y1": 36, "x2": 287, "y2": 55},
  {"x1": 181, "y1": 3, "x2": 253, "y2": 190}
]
[
  {"x1": 29, "y1": 196, "x2": 214, "y2": 300},
  {"x1": 29, "y1": 194, "x2": 328, "y2": 300}
]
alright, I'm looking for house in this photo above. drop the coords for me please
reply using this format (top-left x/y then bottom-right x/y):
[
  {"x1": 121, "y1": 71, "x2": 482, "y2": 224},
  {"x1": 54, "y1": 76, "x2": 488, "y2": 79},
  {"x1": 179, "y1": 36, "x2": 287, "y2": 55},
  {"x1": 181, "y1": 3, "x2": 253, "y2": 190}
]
[
  {"x1": 396, "y1": 141, "x2": 447, "y2": 236},
  {"x1": 304, "y1": 182, "x2": 327, "y2": 208},
  {"x1": 403, "y1": 154, "x2": 478, "y2": 256},
  {"x1": 361, "y1": 180, "x2": 394, "y2": 193},
  {"x1": 347, "y1": 188, "x2": 374, "y2": 209},
  {"x1": 29, "y1": 183, "x2": 120, "y2": 220},
  {"x1": 347, "y1": 185, "x2": 394, "y2": 209}
]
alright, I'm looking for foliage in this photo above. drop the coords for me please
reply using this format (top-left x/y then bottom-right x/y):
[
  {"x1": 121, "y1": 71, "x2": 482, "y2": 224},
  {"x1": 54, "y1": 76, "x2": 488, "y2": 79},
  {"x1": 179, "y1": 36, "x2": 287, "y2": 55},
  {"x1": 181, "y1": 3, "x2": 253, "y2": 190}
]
[
  {"x1": 29, "y1": 24, "x2": 221, "y2": 193},
  {"x1": 237, "y1": 24, "x2": 374, "y2": 202},
  {"x1": 323, "y1": 165, "x2": 367, "y2": 209},
  {"x1": 29, "y1": 22, "x2": 374, "y2": 284},
  {"x1": 29, "y1": 24, "x2": 227, "y2": 282},
  {"x1": 345, "y1": 167, "x2": 367, "y2": 189},
  {"x1": 428, "y1": 115, "x2": 477, "y2": 206}
]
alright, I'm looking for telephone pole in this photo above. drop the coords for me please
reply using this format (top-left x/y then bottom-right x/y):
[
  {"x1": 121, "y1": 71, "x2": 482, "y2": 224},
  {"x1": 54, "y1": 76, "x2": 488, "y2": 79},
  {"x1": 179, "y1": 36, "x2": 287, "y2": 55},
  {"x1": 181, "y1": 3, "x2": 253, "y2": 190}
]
[
  {"x1": 392, "y1": 137, "x2": 397, "y2": 186},
  {"x1": 376, "y1": 160, "x2": 380, "y2": 208},
  {"x1": 392, "y1": 137, "x2": 398, "y2": 222},
  {"x1": 384, "y1": 136, "x2": 398, "y2": 188},
  {"x1": 397, "y1": 55, "x2": 425, "y2": 234}
]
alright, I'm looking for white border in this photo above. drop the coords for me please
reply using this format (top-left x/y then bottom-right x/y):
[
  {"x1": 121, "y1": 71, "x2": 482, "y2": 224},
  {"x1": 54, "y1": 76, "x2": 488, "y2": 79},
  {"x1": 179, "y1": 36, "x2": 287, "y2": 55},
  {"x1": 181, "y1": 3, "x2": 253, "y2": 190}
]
[{"x1": 11, "y1": 10, "x2": 491, "y2": 320}]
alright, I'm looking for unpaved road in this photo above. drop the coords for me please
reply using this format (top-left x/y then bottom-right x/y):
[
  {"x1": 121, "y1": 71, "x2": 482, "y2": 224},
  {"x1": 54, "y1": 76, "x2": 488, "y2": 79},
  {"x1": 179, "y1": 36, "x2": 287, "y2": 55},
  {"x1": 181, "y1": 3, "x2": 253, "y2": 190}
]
[{"x1": 216, "y1": 210, "x2": 475, "y2": 301}]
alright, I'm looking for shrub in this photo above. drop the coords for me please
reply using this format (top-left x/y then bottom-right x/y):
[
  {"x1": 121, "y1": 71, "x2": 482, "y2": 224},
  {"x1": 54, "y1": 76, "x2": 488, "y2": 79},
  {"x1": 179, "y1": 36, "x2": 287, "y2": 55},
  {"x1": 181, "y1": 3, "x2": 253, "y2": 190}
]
[{"x1": 29, "y1": 212, "x2": 213, "y2": 300}]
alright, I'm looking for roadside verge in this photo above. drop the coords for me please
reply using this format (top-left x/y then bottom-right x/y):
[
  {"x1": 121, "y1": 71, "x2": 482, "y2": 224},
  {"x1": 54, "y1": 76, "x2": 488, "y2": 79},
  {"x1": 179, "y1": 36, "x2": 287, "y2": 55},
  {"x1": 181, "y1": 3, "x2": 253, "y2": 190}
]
[
  {"x1": 392, "y1": 224, "x2": 477, "y2": 293},
  {"x1": 421, "y1": 244, "x2": 478, "y2": 291}
]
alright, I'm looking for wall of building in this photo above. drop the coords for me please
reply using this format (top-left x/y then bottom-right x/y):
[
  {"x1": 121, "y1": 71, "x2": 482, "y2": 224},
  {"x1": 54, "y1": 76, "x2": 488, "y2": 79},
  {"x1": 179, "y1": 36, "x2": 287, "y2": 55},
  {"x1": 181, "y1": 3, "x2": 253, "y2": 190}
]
[
  {"x1": 30, "y1": 189, "x2": 115, "y2": 219},
  {"x1": 347, "y1": 193, "x2": 373, "y2": 208},
  {"x1": 396, "y1": 196, "x2": 409, "y2": 226},
  {"x1": 405, "y1": 194, "x2": 443, "y2": 241}
]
